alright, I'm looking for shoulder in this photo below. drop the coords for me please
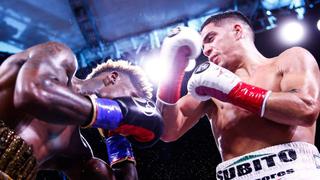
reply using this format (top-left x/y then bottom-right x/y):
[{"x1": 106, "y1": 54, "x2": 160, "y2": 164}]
[
  {"x1": 277, "y1": 47, "x2": 318, "y2": 71},
  {"x1": 28, "y1": 42, "x2": 78, "y2": 70},
  {"x1": 28, "y1": 41, "x2": 73, "y2": 54},
  {"x1": 27, "y1": 42, "x2": 76, "y2": 62},
  {"x1": 180, "y1": 94, "x2": 217, "y2": 117},
  {"x1": 1, "y1": 50, "x2": 28, "y2": 68},
  {"x1": 279, "y1": 47, "x2": 316, "y2": 64}
]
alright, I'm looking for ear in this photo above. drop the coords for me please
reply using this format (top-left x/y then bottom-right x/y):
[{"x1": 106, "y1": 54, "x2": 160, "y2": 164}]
[
  {"x1": 233, "y1": 24, "x2": 243, "y2": 40},
  {"x1": 102, "y1": 71, "x2": 119, "y2": 86},
  {"x1": 109, "y1": 71, "x2": 119, "y2": 84}
]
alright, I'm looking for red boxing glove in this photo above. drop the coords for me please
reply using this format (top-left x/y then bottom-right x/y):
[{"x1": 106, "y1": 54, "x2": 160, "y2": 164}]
[
  {"x1": 157, "y1": 26, "x2": 202, "y2": 104},
  {"x1": 188, "y1": 62, "x2": 272, "y2": 117}
]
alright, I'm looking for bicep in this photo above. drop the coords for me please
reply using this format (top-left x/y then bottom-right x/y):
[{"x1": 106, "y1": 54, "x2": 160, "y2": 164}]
[
  {"x1": 18, "y1": 42, "x2": 77, "y2": 86},
  {"x1": 280, "y1": 50, "x2": 320, "y2": 100},
  {"x1": 175, "y1": 94, "x2": 212, "y2": 132},
  {"x1": 264, "y1": 49, "x2": 319, "y2": 125},
  {"x1": 178, "y1": 94, "x2": 207, "y2": 119}
]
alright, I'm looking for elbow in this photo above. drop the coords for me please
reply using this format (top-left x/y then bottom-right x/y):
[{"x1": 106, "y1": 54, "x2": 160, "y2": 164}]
[
  {"x1": 160, "y1": 135, "x2": 177, "y2": 143},
  {"x1": 160, "y1": 132, "x2": 180, "y2": 142},
  {"x1": 298, "y1": 100, "x2": 319, "y2": 127},
  {"x1": 14, "y1": 84, "x2": 34, "y2": 110},
  {"x1": 14, "y1": 80, "x2": 48, "y2": 110},
  {"x1": 300, "y1": 111, "x2": 318, "y2": 127},
  {"x1": 160, "y1": 120, "x2": 185, "y2": 142}
]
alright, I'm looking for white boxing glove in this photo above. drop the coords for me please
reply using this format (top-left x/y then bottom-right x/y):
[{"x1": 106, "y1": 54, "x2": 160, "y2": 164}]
[
  {"x1": 161, "y1": 26, "x2": 202, "y2": 64},
  {"x1": 187, "y1": 62, "x2": 271, "y2": 117},
  {"x1": 187, "y1": 61, "x2": 241, "y2": 101},
  {"x1": 157, "y1": 26, "x2": 202, "y2": 105}
]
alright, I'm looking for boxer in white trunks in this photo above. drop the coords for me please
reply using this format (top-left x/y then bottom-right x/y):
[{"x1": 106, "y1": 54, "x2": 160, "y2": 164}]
[{"x1": 156, "y1": 10, "x2": 320, "y2": 179}]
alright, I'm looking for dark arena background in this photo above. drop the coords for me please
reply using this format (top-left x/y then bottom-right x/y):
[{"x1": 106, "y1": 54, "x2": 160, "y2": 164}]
[{"x1": 1, "y1": 0, "x2": 320, "y2": 179}]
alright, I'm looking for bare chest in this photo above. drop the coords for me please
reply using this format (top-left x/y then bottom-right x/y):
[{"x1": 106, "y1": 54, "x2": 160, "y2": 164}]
[{"x1": 205, "y1": 64, "x2": 305, "y2": 159}]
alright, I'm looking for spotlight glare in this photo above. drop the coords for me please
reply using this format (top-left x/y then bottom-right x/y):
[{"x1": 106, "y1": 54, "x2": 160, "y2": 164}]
[
  {"x1": 141, "y1": 54, "x2": 168, "y2": 84},
  {"x1": 317, "y1": 19, "x2": 320, "y2": 31},
  {"x1": 142, "y1": 58, "x2": 166, "y2": 84},
  {"x1": 142, "y1": 53, "x2": 197, "y2": 84},
  {"x1": 266, "y1": 10, "x2": 272, "y2": 16},
  {"x1": 279, "y1": 21, "x2": 304, "y2": 44}
]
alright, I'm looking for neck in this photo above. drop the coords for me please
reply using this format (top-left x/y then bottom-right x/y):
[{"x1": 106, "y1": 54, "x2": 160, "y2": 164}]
[
  {"x1": 234, "y1": 41, "x2": 267, "y2": 77},
  {"x1": 71, "y1": 77, "x2": 84, "y2": 93},
  {"x1": 77, "y1": 79, "x2": 105, "y2": 95}
]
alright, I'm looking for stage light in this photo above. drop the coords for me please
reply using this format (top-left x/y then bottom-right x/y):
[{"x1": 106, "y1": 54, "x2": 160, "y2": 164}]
[
  {"x1": 266, "y1": 10, "x2": 272, "y2": 16},
  {"x1": 317, "y1": 19, "x2": 320, "y2": 31},
  {"x1": 140, "y1": 51, "x2": 171, "y2": 84},
  {"x1": 279, "y1": 21, "x2": 304, "y2": 44},
  {"x1": 141, "y1": 51, "x2": 197, "y2": 84},
  {"x1": 142, "y1": 58, "x2": 164, "y2": 84}
]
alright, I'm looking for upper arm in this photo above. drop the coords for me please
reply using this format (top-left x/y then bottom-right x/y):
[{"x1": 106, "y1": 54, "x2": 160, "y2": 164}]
[
  {"x1": 264, "y1": 47, "x2": 319, "y2": 126},
  {"x1": 15, "y1": 42, "x2": 78, "y2": 104},
  {"x1": 0, "y1": 52, "x2": 28, "y2": 88},
  {"x1": 279, "y1": 47, "x2": 320, "y2": 101},
  {"x1": 18, "y1": 42, "x2": 77, "y2": 87},
  {"x1": 177, "y1": 94, "x2": 210, "y2": 122}
]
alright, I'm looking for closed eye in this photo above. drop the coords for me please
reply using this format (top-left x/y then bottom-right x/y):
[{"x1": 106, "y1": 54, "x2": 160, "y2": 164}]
[
  {"x1": 208, "y1": 36, "x2": 215, "y2": 42},
  {"x1": 203, "y1": 32, "x2": 217, "y2": 44}
]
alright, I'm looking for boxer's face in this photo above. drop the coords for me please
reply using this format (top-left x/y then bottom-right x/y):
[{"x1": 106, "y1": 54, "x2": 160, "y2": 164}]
[
  {"x1": 80, "y1": 71, "x2": 139, "y2": 99},
  {"x1": 201, "y1": 22, "x2": 240, "y2": 69}
]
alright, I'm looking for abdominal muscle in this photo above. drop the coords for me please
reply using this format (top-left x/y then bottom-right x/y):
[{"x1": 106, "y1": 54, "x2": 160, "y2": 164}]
[
  {"x1": 209, "y1": 101, "x2": 316, "y2": 161},
  {"x1": 15, "y1": 118, "x2": 79, "y2": 166}
]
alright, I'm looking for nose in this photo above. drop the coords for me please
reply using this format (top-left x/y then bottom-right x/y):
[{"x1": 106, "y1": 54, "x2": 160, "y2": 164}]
[{"x1": 203, "y1": 44, "x2": 212, "y2": 57}]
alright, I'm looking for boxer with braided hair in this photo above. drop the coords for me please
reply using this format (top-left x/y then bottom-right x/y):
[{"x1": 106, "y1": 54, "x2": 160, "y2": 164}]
[{"x1": 0, "y1": 42, "x2": 163, "y2": 179}]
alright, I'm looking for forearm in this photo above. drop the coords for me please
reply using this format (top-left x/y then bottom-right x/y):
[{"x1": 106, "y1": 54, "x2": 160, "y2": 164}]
[
  {"x1": 158, "y1": 103, "x2": 182, "y2": 141},
  {"x1": 14, "y1": 78, "x2": 92, "y2": 125},
  {"x1": 264, "y1": 92, "x2": 319, "y2": 126},
  {"x1": 13, "y1": 42, "x2": 92, "y2": 125},
  {"x1": 105, "y1": 134, "x2": 138, "y2": 180},
  {"x1": 113, "y1": 162, "x2": 138, "y2": 180},
  {"x1": 158, "y1": 96, "x2": 201, "y2": 142},
  {"x1": 67, "y1": 158, "x2": 116, "y2": 180}
]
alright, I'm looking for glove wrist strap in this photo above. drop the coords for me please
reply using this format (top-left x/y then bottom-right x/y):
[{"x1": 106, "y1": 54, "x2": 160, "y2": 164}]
[
  {"x1": 82, "y1": 95, "x2": 98, "y2": 128},
  {"x1": 82, "y1": 95, "x2": 123, "y2": 129},
  {"x1": 106, "y1": 134, "x2": 136, "y2": 168},
  {"x1": 227, "y1": 82, "x2": 272, "y2": 117}
]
